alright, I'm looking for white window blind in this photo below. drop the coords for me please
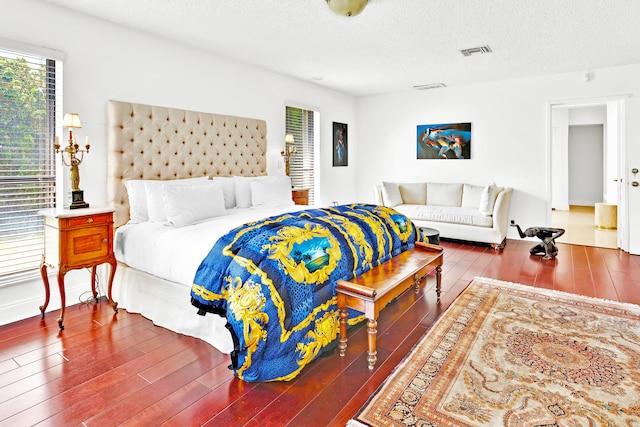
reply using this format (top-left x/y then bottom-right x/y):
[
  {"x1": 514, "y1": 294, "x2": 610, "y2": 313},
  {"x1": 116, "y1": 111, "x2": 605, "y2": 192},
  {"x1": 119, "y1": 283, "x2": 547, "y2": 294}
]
[
  {"x1": 0, "y1": 47, "x2": 60, "y2": 285},
  {"x1": 285, "y1": 106, "x2": 315, "y2": 204}
]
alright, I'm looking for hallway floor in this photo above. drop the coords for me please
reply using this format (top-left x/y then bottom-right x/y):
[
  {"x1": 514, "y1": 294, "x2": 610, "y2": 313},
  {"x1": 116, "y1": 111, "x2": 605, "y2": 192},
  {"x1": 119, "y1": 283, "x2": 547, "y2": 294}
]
[{"x1": 552, "y1": 205, "x2": 618, "y2": 249}]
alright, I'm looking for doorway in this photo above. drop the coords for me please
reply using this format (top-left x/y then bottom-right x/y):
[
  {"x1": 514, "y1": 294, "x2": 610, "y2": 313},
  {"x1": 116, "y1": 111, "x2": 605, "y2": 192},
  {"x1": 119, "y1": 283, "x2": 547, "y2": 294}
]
[{"x1": 548, "y1": 99, "x2": 624, "y2": 249}]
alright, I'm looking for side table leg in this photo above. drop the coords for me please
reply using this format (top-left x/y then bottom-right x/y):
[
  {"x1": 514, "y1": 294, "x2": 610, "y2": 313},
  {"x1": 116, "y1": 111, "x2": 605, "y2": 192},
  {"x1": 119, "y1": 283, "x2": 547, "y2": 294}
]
[
  {"x1": 107, "y1": 256, "x2": 118, "y2": 312},
  {"x1": 337, "y1": 293, "x2": 348, "y2": 357},
  {"x1": 367, "y1": 318, "x2": 378, "y2": 370},
  {"x1": 57, "y1": 267, "x2": 67, "y2": 330},
  {"x1": 435, "y1": 265, "x2": 442, "y2": 300},
  {"x1": 90, "y1": 265, "x2": 98, "y2": 301},
  {"x1": 39, "y1": 263, "x2": 50, "y2": 319}
]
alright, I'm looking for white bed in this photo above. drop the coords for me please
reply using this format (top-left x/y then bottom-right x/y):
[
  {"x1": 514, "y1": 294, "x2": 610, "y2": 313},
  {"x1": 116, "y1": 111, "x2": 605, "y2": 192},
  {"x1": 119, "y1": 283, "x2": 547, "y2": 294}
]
[{"x1": 106, "y1": 100, "x2": 293, "y2": 353}]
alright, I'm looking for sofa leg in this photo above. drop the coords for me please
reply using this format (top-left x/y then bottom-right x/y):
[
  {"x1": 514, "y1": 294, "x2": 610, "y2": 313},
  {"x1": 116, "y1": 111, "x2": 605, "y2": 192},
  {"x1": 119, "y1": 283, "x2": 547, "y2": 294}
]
[{"x1": 491, "y1": 238, "x2": 507, "y2": 253}]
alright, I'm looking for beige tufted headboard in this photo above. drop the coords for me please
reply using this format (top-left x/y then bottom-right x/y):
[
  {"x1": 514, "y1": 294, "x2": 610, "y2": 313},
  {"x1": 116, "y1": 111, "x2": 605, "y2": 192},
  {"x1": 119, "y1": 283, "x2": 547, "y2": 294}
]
[{"x1": 107, "y1": 100, "x2": 267, "y2": 227}]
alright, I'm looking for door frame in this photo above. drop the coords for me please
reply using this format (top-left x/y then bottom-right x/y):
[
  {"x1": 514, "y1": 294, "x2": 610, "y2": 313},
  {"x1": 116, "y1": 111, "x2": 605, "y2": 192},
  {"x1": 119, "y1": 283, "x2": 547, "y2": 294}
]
[{"x1": 546, "y1": 95, "x2": 629, "y2": 251}]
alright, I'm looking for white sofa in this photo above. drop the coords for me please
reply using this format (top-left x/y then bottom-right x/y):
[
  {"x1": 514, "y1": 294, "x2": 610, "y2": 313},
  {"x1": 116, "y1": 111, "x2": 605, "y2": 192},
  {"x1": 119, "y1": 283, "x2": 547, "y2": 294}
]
[{"x1": 374, "y1": 182, "x2": 513, "y2": 251}]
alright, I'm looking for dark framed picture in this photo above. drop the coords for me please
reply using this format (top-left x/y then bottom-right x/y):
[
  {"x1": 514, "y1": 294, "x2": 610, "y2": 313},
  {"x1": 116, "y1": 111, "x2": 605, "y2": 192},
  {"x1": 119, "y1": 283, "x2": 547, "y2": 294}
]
[
  {"x1": 333, "y1": 122, "x2": 348, "y2": 166},
  {"x1": 416, "y1": 122, "x2": 472, "y2": 159}
]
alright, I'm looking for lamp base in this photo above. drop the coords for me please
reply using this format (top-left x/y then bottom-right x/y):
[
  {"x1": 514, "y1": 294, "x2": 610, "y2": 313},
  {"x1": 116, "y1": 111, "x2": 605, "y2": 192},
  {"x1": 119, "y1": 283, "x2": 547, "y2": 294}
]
[{"x1": 69, "y1": 190, "x2": 89, "y2": 209}]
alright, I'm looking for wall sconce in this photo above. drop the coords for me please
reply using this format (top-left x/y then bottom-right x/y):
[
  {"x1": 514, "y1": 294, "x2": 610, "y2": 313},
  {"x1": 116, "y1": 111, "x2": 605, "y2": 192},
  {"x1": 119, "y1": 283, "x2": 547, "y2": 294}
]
[
  {"x1": 281, "y1": 134, "x2": 297, "y2": 176},
  {"x1": 55, "y1": 113, "x2": 90, "y2": 209}
]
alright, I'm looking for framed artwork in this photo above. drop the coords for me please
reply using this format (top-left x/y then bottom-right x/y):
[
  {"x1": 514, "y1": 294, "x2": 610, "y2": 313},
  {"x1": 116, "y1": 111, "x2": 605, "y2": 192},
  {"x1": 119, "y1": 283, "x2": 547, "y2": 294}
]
[
  {"x1": 416, "y1": 122, "x2": 472, "y2": 159},
  {"x1": 333, "y1": 122, "x2": 348, "y2": 166}
]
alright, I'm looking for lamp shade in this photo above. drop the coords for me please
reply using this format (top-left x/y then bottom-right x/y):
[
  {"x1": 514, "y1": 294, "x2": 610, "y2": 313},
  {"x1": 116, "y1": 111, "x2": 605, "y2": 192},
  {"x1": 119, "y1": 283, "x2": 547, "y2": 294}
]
[
  {"x1": 326, "y1": 0, "x2": 368, "y2": 16},
  {"x1": 285, "y1": 134, "x2": 295, "y2": 143},
  {"x1": 63, "y1": 113, "x2": 82, "y2": 128}
]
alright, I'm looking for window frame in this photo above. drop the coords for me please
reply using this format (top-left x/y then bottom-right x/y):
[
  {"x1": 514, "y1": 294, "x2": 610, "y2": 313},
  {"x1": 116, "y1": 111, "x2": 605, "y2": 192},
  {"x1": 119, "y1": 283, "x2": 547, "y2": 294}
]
[{"x1": 0, "y1": 39, "x2": 64, "y2": 286}]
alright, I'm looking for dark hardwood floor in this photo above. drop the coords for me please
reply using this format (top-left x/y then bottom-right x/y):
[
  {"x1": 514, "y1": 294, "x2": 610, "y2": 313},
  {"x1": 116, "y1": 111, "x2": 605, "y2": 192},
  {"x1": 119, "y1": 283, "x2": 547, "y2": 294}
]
[{"x1": 1, "y1": 239, "x2": 639, "y2": 426}]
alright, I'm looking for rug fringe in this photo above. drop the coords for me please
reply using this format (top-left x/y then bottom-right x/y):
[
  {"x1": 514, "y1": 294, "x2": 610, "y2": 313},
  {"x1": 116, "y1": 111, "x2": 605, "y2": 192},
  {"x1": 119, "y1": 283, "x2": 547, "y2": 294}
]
[
  {"x1": 346, "y1": 420, "x2": 369, "y2": 427},
  {"x1": 474, "y1": 276, "x2": 640, "y2": 312}
]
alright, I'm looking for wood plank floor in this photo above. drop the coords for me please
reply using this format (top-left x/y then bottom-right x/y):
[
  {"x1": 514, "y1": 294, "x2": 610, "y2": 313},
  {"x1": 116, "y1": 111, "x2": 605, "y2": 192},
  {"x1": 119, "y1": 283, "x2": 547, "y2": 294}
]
[{"x1": 1, "y1": 239, "x2": 639, "y2": 426}]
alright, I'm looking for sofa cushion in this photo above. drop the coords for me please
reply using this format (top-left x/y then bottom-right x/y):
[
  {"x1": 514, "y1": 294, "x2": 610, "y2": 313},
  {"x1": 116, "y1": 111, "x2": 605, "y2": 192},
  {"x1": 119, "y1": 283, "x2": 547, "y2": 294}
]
[
  {"x1": 461, "y1": 184, "x2": 485, "y2": 209},
  {"x1": 479, "y1": 184, "x2": 501, "y2": 216},
  {"x1": 394, "y1": 204, "x2": 493, "y2": 227},
  {"x1": 381, "y1": 182, "x2": 403, "y2": 207},
  {"x1": 427, "y1": 183, "x2": 463, "y2": 207},
  {"x1": 398, "y1": 183, "x2": 427, "y2": 205}
]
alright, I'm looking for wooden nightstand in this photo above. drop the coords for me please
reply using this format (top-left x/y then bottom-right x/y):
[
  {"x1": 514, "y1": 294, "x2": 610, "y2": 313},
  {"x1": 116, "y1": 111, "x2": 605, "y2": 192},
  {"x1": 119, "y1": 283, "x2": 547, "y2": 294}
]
[
  {"x1": 39, "y1": 207, "x2": 118, "y2": 329},
  {"x1": 292, "y1": 188, "x2": 310, "y2": 205}
]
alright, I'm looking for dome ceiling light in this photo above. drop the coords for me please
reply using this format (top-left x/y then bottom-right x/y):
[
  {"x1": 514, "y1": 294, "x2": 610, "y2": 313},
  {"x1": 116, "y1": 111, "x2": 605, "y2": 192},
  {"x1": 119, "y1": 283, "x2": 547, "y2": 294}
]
[{"x1": 326, "y1": 0, "x2": 368, "y2": 17}]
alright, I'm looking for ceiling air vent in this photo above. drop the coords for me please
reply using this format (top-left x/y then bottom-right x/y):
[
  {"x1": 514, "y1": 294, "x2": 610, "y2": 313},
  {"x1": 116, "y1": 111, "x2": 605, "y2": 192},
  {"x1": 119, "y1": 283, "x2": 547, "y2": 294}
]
[
  {"x1": 413, "y1": 83, "x2": 446, "y2": 90},
  {"x1": 460, "y1": 45, "x2": 492, "y2": 57}
]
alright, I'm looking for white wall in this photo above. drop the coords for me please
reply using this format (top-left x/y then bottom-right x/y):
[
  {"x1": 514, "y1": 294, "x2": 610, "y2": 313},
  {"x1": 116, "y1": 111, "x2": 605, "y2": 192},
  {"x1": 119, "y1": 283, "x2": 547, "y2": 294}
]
[
  {"x1": 355, "y1": 66, "x2": 640, "y2": 243},
  {"x1": 568, "y1": 125, "x2": 603, "y2": 206},
  {"x1": 0, "y1": 0, "x2": 359, "y2": 325}
]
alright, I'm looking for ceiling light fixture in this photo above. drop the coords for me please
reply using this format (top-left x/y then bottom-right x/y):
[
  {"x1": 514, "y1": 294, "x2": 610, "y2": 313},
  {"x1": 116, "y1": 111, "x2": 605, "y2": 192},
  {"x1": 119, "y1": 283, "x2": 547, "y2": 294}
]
[{"x1": 326, "y1": 0, "x2": 368, "y2": 17}]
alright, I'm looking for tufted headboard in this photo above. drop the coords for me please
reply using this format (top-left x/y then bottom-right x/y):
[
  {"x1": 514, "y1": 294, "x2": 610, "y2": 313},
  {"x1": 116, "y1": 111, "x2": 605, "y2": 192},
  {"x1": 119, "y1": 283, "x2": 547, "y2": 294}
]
[{"x1": 107, "y1": 100, "x2": 267, "y2": 227}]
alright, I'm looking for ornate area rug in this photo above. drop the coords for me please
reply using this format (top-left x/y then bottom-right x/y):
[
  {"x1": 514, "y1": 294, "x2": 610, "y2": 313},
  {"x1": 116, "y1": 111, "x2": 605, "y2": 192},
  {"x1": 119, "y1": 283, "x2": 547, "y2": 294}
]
[{"x1": 349, "y1": 277, "x2": 640, "y2": 426}]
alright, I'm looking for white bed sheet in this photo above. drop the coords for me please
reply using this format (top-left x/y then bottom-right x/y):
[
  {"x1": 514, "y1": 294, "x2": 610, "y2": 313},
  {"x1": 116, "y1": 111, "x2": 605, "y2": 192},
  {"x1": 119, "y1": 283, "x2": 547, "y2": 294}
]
[
  {"x1": 115, "y1": 205, "x2": 308, "y2": 286},
  {"x1": 112, "y1": 205, "x2": 309, "y2": 354}
]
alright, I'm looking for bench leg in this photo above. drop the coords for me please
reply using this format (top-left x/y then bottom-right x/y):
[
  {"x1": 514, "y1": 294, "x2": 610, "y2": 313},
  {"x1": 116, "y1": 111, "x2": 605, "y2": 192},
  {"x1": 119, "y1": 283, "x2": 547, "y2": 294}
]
[
  {"x1": 436, "y1": 265, "x2": 442, "y2": 300},
  {"x1": 367, "y1": 318, "x2": 377, "y2": 370},
  {"x1": 413, "y1": 273, "x2": 421, "y2": 293},
  {"x1": 338, "y1": 293, "x2": 348, "y2": 357}
]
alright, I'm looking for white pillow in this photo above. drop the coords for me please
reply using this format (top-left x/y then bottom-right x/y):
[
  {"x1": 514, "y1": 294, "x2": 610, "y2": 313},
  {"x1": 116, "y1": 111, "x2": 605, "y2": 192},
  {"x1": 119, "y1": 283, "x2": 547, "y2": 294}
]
[
  {"x1": 461, "y1": 184, "x2": 485, "y2": 209},
  {"x1": 213, "y1": 177, "x2": 236, "y2": 209},
  {"x1": 381, "y1": 182, "x2": 403, "y2": 207},
  {"x1": 124, "y1": 179, "x2": 151, "y2": 223},
  {"x1": 427, "y1": 183, "x2": 463, "y2": 207},
  {"x1": 479, "y1": 184, "x2": 500, "y2": 216},
  {"x1": 398, "y1": 183, "x2": 427, "y2": 205},
  {"x1": 163, "y1": 181, "x2": 226, "y2": 227},
  {"x1": 146, "y1": 177, "x2": 209, "y2": 222},
  {"x1": 251, "y1": 176, "x2": 294, "y2": 208},
  {"x1": 234, "y1": 175, "x2": 277, "y2": 208}
]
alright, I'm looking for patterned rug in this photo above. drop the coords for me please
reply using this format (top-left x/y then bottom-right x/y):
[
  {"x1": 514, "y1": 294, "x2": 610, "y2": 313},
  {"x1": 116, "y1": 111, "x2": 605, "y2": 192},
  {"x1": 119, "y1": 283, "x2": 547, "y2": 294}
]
[{"x1": 348, "y1": 277, "x2": 640, "y2": 426}]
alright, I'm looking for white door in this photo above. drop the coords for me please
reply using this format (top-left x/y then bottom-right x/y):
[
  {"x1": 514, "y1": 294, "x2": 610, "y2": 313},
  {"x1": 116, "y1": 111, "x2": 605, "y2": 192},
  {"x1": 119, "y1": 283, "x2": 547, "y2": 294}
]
[{"x1": 626, "y1": 97, "x2": 640, "y2": 255}]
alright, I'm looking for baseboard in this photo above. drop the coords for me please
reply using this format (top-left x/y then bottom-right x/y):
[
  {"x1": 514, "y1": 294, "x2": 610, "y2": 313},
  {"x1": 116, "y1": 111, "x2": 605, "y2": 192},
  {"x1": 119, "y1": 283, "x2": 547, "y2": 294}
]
[{"x1": 0, "y1": 268, "x2": 104, "y2": 327}]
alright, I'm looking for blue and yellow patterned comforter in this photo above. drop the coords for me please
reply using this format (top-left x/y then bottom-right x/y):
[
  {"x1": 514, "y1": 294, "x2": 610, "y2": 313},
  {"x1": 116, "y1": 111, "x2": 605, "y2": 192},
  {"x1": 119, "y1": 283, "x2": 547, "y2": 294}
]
[{"x1": 190, "y1": 203, "x2": 423, "y2": 382}]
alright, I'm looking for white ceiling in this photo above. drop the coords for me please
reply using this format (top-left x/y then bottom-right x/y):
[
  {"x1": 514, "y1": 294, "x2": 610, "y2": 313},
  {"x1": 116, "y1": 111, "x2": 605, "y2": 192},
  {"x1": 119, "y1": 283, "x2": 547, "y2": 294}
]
[{"x1": 40, "y1": 0, "x2": 640, "y2": 97}]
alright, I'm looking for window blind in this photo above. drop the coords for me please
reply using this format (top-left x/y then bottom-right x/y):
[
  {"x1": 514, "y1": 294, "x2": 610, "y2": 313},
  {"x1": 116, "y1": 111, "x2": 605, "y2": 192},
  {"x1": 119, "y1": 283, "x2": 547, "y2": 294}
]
[
  {"x1": 0, "y1": 47, "x2": 60, "y2": 285},
  {"x1": 285, "y1": 106, "x2": 315, "y2": 204}
]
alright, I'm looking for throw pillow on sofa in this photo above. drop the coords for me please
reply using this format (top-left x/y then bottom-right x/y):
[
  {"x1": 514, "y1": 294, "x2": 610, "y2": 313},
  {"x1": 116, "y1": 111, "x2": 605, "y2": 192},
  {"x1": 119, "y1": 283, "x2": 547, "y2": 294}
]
[
  {"x1": 427, "y1": 183, "x2": 463, "y2": 207},
  {"x1": 479, "y1": 184, "x2": 500, "y2": 216},
  {"x1": 398, "y1": 183, "x2": 427, "y2": 205},
  {"x1": 381, "y1": 182, "x2": 403, "y2": 207}
]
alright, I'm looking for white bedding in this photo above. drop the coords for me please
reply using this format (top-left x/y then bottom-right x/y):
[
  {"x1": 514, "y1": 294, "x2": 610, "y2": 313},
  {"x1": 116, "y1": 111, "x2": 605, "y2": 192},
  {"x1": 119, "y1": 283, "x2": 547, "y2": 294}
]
[
  {"x1": 112, "y1": 205, "x2": 309, "y2": 354},
  {"x1": 115, "y1": 205, "x2": 309, "y2": 285}
]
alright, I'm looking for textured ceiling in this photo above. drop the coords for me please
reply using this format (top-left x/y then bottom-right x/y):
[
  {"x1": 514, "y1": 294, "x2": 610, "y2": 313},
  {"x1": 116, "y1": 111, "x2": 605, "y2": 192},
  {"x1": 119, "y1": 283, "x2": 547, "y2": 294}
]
[{"x1": 39, "y1": 0, "x2": 640, "y2": 96}]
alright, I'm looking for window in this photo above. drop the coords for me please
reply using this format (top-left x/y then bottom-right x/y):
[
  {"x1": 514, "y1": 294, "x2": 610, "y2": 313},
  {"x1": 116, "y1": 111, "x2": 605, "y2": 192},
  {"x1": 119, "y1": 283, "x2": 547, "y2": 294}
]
[
  {"x1": 0, "y1": 46, "x2": 61, "y2": 285},
  {"x1": 285, "y1": 106, "x2": 315, "y2": 204}
]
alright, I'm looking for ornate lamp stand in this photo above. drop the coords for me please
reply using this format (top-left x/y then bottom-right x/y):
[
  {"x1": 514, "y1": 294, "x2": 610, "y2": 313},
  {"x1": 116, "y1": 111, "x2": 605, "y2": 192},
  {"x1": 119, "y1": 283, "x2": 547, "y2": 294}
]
[{"x1": 56, "y1": 113, "x2": 90, "y2": 209}]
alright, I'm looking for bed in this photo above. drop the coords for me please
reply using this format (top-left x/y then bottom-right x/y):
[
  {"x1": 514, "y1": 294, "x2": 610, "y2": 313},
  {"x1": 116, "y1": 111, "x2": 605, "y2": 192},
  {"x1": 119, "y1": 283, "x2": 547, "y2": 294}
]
[{"x1": 107, "y1": 100, "x2": 423, "y2": 382}]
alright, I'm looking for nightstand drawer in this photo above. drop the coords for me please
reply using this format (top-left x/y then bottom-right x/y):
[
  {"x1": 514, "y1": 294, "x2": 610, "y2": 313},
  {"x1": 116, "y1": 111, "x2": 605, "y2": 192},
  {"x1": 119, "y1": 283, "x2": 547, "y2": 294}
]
[
  {"x1": 292, "y1": 188, "x2": 309, "y2": 205},
  {"x1": 63, "y1": 226, "x2": 110, "y2": 266},
  {"x1": 66, "y1": 213, "x2": 111, "y2": 228}
]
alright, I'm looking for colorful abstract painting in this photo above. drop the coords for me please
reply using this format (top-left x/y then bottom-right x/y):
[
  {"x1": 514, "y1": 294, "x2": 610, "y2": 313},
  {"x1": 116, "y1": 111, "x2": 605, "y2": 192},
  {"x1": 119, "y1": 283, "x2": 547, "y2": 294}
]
[{"x1": 417, "y1": 122, "x2": 471, "y2": 159}]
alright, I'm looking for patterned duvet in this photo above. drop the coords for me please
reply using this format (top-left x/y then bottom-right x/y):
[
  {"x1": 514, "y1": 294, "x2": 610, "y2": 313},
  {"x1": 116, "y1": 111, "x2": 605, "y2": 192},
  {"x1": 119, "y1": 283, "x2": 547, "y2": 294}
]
[{"x1": 191, "y1": 203, "x2": 422, "y2": 381}]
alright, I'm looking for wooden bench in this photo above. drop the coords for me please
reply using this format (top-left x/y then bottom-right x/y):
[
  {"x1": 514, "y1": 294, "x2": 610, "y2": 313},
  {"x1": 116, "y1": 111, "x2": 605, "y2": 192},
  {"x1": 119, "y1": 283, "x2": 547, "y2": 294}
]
[{"x1": 336, "y1": 241, "x2": 443, "y2": 369}]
